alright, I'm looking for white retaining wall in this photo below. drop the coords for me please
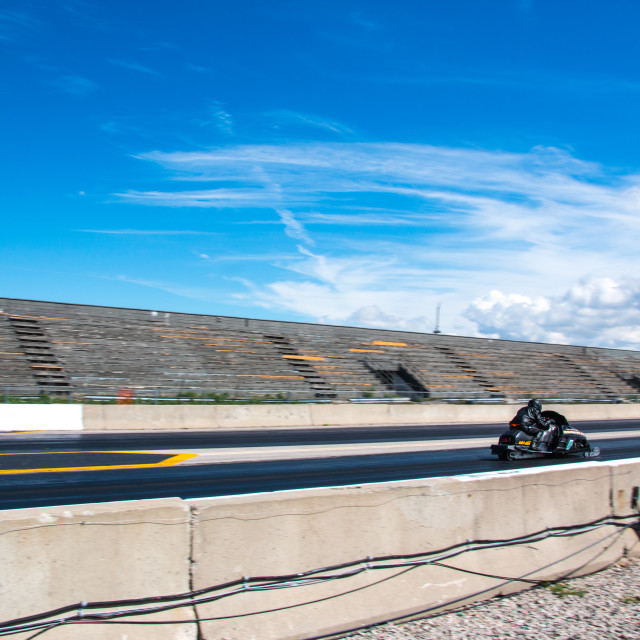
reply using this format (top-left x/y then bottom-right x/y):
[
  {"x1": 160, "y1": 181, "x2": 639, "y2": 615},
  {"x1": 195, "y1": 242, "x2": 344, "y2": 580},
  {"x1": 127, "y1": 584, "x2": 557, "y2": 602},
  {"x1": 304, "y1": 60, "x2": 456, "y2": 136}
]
[
  {"x1": 1, "y1": 460, "x2": 638, "y2": 639},
  {"x1": 0, "y1": 404, "x2": 83, "y2": 431}
]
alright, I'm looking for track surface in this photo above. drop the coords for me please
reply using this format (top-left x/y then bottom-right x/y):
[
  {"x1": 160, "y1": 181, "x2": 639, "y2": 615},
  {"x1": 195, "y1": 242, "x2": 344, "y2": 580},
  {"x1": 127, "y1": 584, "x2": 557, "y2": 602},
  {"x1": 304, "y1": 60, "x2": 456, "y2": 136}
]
[
  {"x1": 1, "y1": 420, "x2": 639, "y2": 510},
  {"x1": 2, "y1": 419, "x2": 637, "y2": 451}
]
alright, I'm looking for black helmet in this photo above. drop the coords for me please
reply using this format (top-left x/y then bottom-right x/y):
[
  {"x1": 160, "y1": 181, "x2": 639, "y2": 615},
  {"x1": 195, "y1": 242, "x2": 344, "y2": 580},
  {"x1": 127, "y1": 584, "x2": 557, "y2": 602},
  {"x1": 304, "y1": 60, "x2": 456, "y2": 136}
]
[{"x1": 528, "y1": 399, "x2": 542, "y2": 413}]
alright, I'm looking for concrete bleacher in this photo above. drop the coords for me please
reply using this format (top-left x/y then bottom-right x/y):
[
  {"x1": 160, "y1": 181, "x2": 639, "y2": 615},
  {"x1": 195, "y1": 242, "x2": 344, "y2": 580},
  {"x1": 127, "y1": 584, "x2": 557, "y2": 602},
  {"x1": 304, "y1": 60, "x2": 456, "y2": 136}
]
[
  {"x1": 0, "y1": 313, "x2": 37, "y2": 390},
  {"x1": 0, "y1": 297, "x2": 639, "y2": 401}
]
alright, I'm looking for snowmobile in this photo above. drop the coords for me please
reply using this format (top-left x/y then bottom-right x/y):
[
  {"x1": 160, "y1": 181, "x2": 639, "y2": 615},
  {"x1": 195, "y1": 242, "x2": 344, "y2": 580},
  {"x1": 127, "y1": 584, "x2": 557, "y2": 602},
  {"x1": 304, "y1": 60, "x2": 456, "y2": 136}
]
[{"x1": 490, "y1": 410, "x2": 600, "y2": 461}]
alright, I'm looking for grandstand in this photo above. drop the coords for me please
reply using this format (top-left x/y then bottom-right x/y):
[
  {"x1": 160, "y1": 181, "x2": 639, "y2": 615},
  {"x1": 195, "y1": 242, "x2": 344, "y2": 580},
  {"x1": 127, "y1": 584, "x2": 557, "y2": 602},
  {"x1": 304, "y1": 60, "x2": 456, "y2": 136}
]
[{"x1": 1, "y1": 297, "x2": 639, "y2": 402}]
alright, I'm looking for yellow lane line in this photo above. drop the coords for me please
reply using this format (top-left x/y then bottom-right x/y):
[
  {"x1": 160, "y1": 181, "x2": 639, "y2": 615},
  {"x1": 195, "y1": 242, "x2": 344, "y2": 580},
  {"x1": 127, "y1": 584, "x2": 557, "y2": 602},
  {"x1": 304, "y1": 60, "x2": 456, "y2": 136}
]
[{"x1": 0, "y1": 452, "x2": 197, "y2": 475}]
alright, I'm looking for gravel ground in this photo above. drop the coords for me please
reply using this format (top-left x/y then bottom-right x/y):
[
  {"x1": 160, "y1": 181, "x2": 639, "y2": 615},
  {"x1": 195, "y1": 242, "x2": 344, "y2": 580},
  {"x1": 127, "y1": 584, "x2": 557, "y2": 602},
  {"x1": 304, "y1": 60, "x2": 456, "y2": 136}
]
[{"x1": 345, "y1": 557, "x2": 640, "y2": 640}]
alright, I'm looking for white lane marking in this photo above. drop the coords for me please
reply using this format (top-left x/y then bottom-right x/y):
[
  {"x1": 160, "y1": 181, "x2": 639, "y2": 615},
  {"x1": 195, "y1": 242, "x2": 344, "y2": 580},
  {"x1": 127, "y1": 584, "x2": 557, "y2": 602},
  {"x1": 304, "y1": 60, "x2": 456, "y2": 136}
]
[{"x1": 145, "y1": 429, "x2": 640, "y2": 464}]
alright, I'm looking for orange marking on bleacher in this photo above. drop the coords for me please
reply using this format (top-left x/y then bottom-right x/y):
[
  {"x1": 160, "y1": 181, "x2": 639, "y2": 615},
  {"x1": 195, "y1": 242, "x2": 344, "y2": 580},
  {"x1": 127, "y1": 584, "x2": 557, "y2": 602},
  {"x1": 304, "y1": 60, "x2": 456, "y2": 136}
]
[
  {"x1": 157, "y1": 331, "x2": 273, "y2": 345},
  {"x1": 350, "y1": 348, "x2": 385, "y2": 353},
  {"x1": 283, "y1": 355, "x2": 325, "y2": 361},
  {"x1": 458, "y1": 353, "x2": 498, "y2": 358},
  {"x1": 489, "y1": 386, "x2": 522, "y2": 389},
  {"x1": 552, "y1": 381, "x2": 597, "y2": 386},
  {"x1": 419, "y1": 374, "x2": 474, "y2": 378},
  {"x1": 372, "y1": 341, "x2": 407, "y2": 347},
  {"x1": 152, "y1": 328, "x2": 208, "y2": 333},
  {"x1": 484, "y1": 371, "x2": 518, "y2": 376},
  {"x1": 0, "y1": 352, "x2": 23, "y2": 355},
  {"x1": 322, "y1": 372, "x2": 357, "y2": 375},
  {"x1": 237, "y1": 374, "x2": 305, "y2": 379},
  {"x1": 205, "y1": 343, "x2": 245, "y2": 347},
  {"x1": 30, "y1": 365, "x2": 63, "y2": 370},
  {"x1": 331, "y1": 383, "x2": 371, "y2": 385},
  {"x1": 186, "y1": 329, "x2": 273, "y2": 344}
]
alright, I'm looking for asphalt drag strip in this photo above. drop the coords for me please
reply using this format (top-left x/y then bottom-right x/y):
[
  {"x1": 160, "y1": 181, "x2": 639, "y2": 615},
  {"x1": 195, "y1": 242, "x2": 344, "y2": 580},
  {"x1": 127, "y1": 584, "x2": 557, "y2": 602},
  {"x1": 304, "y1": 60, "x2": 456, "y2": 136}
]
[{"x1": 144, "y1": 428, "x2": 640, "y2": 465}]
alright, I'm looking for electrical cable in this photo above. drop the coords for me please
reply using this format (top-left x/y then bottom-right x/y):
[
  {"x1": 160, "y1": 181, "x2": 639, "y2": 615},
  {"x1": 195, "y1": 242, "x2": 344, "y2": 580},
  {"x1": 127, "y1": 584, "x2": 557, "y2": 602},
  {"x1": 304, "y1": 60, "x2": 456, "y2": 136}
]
[
  {"x1": 23, "y1": 623, "x2": 65, "y2": 640},
  {"x1": 303, "y1": 519, "x2": 636, "y2": 640},
  {"x1": 0, "y1": 515, "x2": 635, "y2": 636},
  {"x1": 0, "y1": 513, "x2": 636, "y2": 637},
  {"x1": 12, "y1": 566, "x2": 422, "y2": 632}
]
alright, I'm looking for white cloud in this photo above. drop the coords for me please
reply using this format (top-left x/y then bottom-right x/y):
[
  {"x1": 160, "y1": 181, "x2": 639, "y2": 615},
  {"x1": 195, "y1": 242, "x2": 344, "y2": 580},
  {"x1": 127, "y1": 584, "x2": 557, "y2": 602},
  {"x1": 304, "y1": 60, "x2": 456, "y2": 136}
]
[
  {"x1": 107, "y1": 59, "x2": 161, "y2": 76},
  {"x1": 116, "y1": 142, "x2": 640, "y2": 347},
  {"x1": 78, "y1": 229, "x2": 218, "y2": 235},
  {"x1": 49, "y1": 75, "x2": 97, "y2": 96},
  {"x1": 198, "y1": 101, "x2": 234, "y2": 136},
  {"x1": 344, "y1": 305, "x2": 434, "y2": 332},
  {"x1": 203, "y1": 252, "x2": 298, "y2": 262},
  {"x1": 114, "y1": 275, "x2": 221, "y2": 301},
  {"x1": 265, "y1": 109, "x2": 355, "y2": 137},
  {"x1": 0, "y1": 9, "x2": 38, "y2": 42},
  {"x1": 276, "y1": 208, "x2": 313, "y2": 245},
  {"x1": 465, "y1": 277, "x2": 640, "y2": 349},
  {"x1": 115, "y1": 189, "x2": 278, "y2": 207}
]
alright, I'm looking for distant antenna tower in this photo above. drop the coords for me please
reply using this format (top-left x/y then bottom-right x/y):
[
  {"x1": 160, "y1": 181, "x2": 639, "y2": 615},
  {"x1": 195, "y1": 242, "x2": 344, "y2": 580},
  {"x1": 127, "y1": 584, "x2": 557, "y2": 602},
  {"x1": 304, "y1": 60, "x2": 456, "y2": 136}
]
[{"x1": 433, "y1": 303, "x2": 442, "y2": 334}]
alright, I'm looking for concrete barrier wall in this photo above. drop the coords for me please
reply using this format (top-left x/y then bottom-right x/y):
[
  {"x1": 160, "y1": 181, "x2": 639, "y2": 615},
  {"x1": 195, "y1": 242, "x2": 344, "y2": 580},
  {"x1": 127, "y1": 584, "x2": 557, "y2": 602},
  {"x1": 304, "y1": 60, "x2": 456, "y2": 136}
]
[
  {"x1": 188, "y1": 461, "x2": 640, "y2": 639},
  {"x1": 82, "y1": 402, "x2": 640, "y2": 431},
  {"x1": 1, "y1": 461, "x2": 638, "y2": 639},
  {"x1": 0, "y1": 498, "x2": 195, "y2": 640},
  {"x1": 1, "y1": 402, "x2": 638, "y2": 432}
]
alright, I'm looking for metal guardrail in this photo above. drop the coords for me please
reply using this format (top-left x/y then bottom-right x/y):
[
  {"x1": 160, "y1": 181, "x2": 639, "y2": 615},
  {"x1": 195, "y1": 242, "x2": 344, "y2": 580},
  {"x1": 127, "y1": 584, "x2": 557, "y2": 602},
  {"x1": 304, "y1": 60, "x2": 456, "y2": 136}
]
[{"x1": 1, "y1": 385, "x2": 639, "y2": 404}]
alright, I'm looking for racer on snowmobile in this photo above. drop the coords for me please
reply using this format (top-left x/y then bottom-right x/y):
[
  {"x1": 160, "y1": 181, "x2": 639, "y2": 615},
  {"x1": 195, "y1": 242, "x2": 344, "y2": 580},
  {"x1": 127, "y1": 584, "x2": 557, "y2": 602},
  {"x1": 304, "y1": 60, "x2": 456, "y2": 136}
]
[{"x1": 510, "y1": 399, "x2": 557, "y2": 451}]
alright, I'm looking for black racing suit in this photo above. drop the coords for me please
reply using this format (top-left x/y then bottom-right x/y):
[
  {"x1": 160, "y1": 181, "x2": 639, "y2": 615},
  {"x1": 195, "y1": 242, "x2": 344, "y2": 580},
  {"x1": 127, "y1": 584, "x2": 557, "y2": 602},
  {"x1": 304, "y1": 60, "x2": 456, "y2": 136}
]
[{"x1": 511, "y1": 405, "x2": 556, "y2": 451}]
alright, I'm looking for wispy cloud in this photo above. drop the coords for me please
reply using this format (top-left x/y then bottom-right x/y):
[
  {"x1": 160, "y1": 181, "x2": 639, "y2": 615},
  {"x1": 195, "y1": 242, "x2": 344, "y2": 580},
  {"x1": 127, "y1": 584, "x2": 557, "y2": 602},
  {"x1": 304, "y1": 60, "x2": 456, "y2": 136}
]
[
  {"x1": 115, "y1": 188, "x2": 289, "y2": 207},
  {"x1": 115, "y1": 142, "x2": 640, "y2": 347},
  {"x1": 78, "y1": 229, "x2": 218, "y2": 235},
  {"x1": 195, "y1": 101, "x2": 234, "y2": 136},
  {"x1": 107, "y1": 59, "x2": 162, "y2": 76},
  {"x1": 200, "y1": 252, "x2": 298, "y2": 263},
  {"x1": 265, "y1": 109, "x2": 356, "y2": 138},
  {"x1": 187, "y1": 64, "x2": 212, "y2": 73},
  {"x1": 49, "y1": 75, "x2": 97, "y2": 96},
  {"x1": 0, "y1": 8, "x2": 39, "y2": 42},
  {"x1": 114, "y1": 275, "x2": 221, "y2": 300},
  {"x1": 349, "y1": 11, "x2": 382, "y2": 32},
  {"x1": 324, "y1": 67, "x2": 640, "y2": 95}
]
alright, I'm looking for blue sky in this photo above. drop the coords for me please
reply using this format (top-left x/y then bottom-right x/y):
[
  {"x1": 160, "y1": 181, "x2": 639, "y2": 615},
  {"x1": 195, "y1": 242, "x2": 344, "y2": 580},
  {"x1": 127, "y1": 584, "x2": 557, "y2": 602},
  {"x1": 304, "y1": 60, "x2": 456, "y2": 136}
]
[{"x1": 2, "y1": 0, "x2": 640, "y2": 349}]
